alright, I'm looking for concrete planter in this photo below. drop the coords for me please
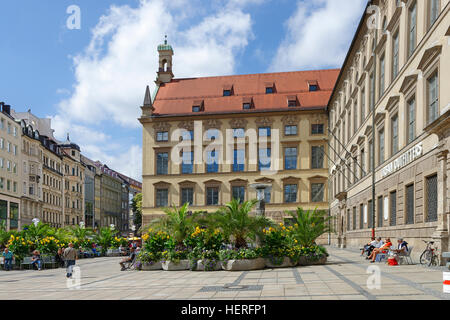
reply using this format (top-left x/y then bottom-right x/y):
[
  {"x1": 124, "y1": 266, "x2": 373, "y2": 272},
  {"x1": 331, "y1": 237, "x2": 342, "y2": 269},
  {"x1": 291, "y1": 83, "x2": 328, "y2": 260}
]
[
  {"x1": 222, "y1": 258, "x2": 266, "y2": 271},
  {"x1": 194, "y1": 260, "x2": 222, "y2": 271},
  {"x1": 297, "y1": 256, "x2": 327, "y2": 266},
  {"x1": 162, "y1": 260, "x2": 190, "y2": 271},
  {"x1": 265, "y1": 257, "x2": 296, "y2": 268},
  {"x1": 140, "y1": 261, "x2": 162, "y2": 271}
]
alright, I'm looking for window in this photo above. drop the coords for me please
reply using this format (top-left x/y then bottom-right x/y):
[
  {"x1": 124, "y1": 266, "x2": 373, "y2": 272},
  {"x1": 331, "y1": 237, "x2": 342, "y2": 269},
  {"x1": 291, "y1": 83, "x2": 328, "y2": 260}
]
[
  {"x1": 233, "y1": 128, "x2": 245, "y2": 138},
  {"x1": 309, "y1": 85, "x2": 318, "y2": 92},
  {"x1": 359, "y1": 204, "x2": 364, "y2": 229},
  {"x1": 285, "y1": 125, "x2": 297, "y2": 136},
  {"x1": 284, "y1": 147, "x2": 297, "y2": 170},
  {"x1": 426, "y1": 175, "x2": 438, "y2": 222},
  {"x1": 347, "y1": 209, "x2": 351, "y2": 231},
  {"x1": 353, "y1": 102, "x2": 358, "y2": 134},
  {"x1": 206, "y1": 187, "x2": 219, "y2": 206},
  {"x1": 232, "y1": 186, "x2": 245, "y2": 204},
  {"x1": 156, "y1": 152, "x2": 169, "y2": 175},
  {"x1": 311, "y1": 124, "x2": 324, "y2": 135},
  {"x1": 192, "y1": 106, "x2": 201, "y2": 113},
  {"x1": 369, "y1": 71, "x2": 375, "y2": 111},
  {"x1": 181, "y1": 151, "x2": 193, "y2": 174},
  {"x1": 378, "y1": 129, "x2": 385, "y2": 165},
  {"x1": 429, "y1": 0, "x2": 440, "y2": 28},
  {"x1": 427, "y1": 72, "x2": 439, "y2": 124},
  {"x1": 264, "y1": 188, "x2": 271, "y2": 204},
  {"x1": 156, "y1": 131, "x2": 169, "y2": 142},
  {"x1": 258, "y1": 127, "x2": 271, "y2": 137},
  {"x1": 407, "y1": 96, "x2": 416, "y2": 144},
  {"x1": 181, "y1": 188, "x2": 194, "y2": 206},
  {"x1": 353, "y1": 207, "x2": 357, "y2": 230},
  {"x1": 405, "y1": 184, "x2": 414, "y2": 225},
  {"x1": 311, "y1": 183, "x2": 325, "y2": 203},
  {"x1": 391, "y1": 115, "x2": 399, "y2": 155},
  {"x1": 311, "y1": 146, "x2": 324, "y2": 169},
  {"x1": 243, "y1": 103, "x2": 251, "y2": 110},
  {"x1": 233, "y1": 149, "x2": 245, "y2": 172},
  {"x1": 408, "y1": 1, "x2": 417, "y2": 57},
  {"x1": 288, "y1": 100, "x2": 297, "y2": 107},
  {"x1": 368, "y1": 200, "x2": 373, "y2": 228},
  {"x1": 360, "y1": 87, "x2": 366, "y2": 123},
  {"x1": 377, "y1": 196, "x2": 383, "y2": 227},
  {"x1": 223, "y1": 90, "x2": 232, "y2": 96},
  {"x1": 259, "y1": 148, "x2": 271, "y2": 170},
  {"x1": 181, "y1": 130, "x2": 193, "y2": 141},
  {"x1": 156, "y1": 189, "x2": 168, "y2": 207},
  {"x1": 206, "y1": 150, "x2": 219, "y2": 173},
  {"x1": 284, "y1": 184, "x2": 297, "y2": 203},
  {"x1": 392, "y1": 31, "x2": 400, "y2": 80},
  {"x1": 265, "y1": 87, "x2": 274, "y2": 94},
  {"x1": 379, "y1": 54, "x2": 385, "y2": 97},
  {"x1": 369, "y1": 140, "x2": 374, "y2": 171}
]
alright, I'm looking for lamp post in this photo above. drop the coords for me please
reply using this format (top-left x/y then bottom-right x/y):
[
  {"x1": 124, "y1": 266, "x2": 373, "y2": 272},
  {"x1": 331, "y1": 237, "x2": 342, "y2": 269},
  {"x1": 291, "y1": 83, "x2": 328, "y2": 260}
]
[{"x1": 249, "y1": 183, "x2": 272, "y2": 217}]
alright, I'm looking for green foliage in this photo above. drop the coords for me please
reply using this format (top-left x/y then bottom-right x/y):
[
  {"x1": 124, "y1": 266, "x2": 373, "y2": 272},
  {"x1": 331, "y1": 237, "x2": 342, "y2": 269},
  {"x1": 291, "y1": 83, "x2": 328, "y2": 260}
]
[
  {"x1": 94, "y1": 227, "x2": 118, "y2": 254},
  {"x1": 141, "y1": 229, "x2": 173, "y2": 253},
  {"x1": 22, "y1": 222, "x2": 53, "y2": 242},
  {"x1": 218, "y1": 248, "x2": 263, "y2": 261},
  {"x1": 287, "y1": 207, "x2": 333, "y2": 247},
  {"x1": 149, "y1": 203, "x2": 200, "y2": 245},
  {"x1": 205, "y1": 199, "x2": 273, "y2": 248},
  {"x1": 132, "y1": 193, "x2": 142, "y2": 230},
  {"x1": 183, "y1": 226, "x2": 223, "y2": 252}
]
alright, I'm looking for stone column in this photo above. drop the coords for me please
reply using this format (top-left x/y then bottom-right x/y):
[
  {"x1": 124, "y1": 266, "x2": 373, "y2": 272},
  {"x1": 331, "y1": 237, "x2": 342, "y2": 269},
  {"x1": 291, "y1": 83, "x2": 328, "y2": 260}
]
[{"x1": 432, "y1": 147, "x2": 449, "y2": 265}]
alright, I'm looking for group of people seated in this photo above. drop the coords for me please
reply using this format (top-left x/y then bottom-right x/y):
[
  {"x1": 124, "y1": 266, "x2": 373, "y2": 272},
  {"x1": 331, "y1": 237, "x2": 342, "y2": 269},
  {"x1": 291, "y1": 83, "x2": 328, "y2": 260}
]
[{"x1": 361, "y1": 237, "x2": 409, "y2": 263}]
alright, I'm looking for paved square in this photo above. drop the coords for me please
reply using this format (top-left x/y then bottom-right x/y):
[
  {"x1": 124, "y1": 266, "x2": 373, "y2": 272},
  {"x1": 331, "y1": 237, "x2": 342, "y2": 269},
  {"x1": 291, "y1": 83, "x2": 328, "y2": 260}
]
[{"x1": 1, "y1": 247, "x2": 449, "y2": 300}]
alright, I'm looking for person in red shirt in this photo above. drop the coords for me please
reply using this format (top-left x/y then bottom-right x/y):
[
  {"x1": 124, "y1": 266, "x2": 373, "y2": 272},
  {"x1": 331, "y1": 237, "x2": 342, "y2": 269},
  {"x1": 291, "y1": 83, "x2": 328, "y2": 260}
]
[{"x1": 368, "y1": 238, "x2": 392, "y2": 263}]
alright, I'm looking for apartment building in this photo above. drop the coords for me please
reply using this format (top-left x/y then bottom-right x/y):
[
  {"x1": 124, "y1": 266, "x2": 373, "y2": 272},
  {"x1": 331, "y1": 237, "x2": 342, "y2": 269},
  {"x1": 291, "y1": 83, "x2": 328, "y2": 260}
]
[
  {"x1": 0, "y1": 103, "x2": 21, "y2": 230},
  {"x1": 328, "y1": 0, "x2": 449, "y2": 262}
]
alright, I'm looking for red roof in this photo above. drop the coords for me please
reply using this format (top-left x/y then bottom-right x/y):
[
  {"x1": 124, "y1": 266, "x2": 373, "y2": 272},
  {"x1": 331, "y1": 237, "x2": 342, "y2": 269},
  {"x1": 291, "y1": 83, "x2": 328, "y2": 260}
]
[{"x1": 152, "y1": 69, "x2": 340, "y2": 116}]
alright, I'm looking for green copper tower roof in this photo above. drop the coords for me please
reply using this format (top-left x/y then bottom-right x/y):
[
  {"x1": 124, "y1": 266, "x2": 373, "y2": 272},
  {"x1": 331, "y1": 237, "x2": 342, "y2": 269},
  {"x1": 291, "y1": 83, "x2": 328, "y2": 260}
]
[{"x1": 158, "y1": 35, "x2": 173, "y2": 52}]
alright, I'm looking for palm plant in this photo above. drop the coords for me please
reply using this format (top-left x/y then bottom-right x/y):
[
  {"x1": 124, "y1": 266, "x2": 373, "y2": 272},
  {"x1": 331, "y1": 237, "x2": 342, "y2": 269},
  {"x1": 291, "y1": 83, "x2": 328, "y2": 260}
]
[
  {"x1": 149, "y1": 203, "x2": 199, "y2": 245},
  {"x1": 94, "y1": 227, "x2": 118, "y2": 254},
  {"x1": 287, "y1": 207, "x2": 333, "y2": 247},
  {"x1": 22, "y1": 222, "x2": 53, "y2": 242},
  {"x1": 207, "y1": 199, "x2": 273, "y2": 249},
  {"x1": 0, "y1": 220, "x2": 10, "y2": 248},
  {"x1": 69, "y1": 225, "x2": 93, "y2": 241}
]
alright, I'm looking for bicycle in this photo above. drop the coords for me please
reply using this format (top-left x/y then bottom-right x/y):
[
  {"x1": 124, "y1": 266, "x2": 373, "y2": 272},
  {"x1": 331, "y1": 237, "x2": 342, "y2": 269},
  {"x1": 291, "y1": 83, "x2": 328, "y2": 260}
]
[{"x1": 420, "y1": 240, "x2": 440, "y2": 267}]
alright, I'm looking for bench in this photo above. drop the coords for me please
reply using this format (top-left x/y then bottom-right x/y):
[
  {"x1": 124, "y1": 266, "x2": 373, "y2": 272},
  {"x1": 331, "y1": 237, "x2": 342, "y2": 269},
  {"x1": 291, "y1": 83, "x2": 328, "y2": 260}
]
[
  {"x1": 443, "y1": 252, "x2": 450, "y2": 270},
  {"x1": 42, "y1": 256, "x2": 56, "y2": 269},
  {"x1": 397, "y1": 246, "x2": 414, "y2": 265},
  {"x1": 21, "y1": 257, "x2": 34, "y2": 270}
]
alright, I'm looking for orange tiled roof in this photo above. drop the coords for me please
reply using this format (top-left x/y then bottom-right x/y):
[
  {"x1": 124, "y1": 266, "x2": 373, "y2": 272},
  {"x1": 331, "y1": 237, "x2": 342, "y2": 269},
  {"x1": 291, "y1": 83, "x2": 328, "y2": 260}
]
[{"x1": 152, "y1": 69, "x2": 340, "y2": 116}]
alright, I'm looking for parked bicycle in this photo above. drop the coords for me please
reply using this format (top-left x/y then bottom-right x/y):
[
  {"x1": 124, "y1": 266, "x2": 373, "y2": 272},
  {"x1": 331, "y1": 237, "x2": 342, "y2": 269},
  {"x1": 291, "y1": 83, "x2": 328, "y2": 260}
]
[{"x1": 420, "y1": 240, "x2": 439, "y2": 267}]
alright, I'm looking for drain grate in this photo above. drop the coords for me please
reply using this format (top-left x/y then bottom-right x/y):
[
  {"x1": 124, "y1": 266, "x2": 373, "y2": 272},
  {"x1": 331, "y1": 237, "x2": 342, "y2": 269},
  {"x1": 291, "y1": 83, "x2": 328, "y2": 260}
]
[{"x1": 199, "y1": 285, "x2": 263, "y2": 292}]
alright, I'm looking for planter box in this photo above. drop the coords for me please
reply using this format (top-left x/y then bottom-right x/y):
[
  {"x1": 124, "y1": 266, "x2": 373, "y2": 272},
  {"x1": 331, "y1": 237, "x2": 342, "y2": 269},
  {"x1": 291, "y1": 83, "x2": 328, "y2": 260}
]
[
  {"x1": 140, "y1": 261, "x2": 162, "y2": 271},
  {"x1": 265, "y1": 257, "x2": 296, "y2": 268},
  {"x1": 222, "y1": 258, "x2": 266, "y2": 271},
  {"x1": 298, "y1": 256, "x2": 327, "y2": 266},
  {"x1": 194, "y1": 260, "x2": 222, "y2": 271},
  {"x1": 162, "y1": 260, "x2": 190, "y2": 271}
]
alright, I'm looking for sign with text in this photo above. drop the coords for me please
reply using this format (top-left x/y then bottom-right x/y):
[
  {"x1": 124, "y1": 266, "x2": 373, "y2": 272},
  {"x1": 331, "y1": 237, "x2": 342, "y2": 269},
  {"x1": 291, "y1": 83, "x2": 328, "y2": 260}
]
[{"x1": 381, "y1": 143, "x2": 423, "y2": 178}]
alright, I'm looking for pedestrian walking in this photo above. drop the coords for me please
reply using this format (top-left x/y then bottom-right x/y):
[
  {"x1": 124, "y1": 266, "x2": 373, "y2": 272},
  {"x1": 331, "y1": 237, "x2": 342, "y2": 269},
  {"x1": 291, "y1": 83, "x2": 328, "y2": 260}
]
[{"x1": 62, "y1": 243, "x2": 78, "y2": 278}]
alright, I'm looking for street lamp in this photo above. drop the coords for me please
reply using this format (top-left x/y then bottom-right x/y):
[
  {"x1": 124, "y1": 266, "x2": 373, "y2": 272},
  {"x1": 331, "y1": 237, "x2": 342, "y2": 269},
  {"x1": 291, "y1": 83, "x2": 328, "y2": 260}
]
[
  {"x1": 32, "y1": 218, "x2": 40, "y2": 227},
  {"x1": 249, "y1": 183, "x2": 272, "y2": 217}
]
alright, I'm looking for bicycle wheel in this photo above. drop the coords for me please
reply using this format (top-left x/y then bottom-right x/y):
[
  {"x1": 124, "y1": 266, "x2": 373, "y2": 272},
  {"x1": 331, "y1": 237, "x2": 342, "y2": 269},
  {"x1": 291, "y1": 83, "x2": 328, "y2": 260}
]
[{"x1": 420, "y1": 251, "x2": 432, "y2": 265}]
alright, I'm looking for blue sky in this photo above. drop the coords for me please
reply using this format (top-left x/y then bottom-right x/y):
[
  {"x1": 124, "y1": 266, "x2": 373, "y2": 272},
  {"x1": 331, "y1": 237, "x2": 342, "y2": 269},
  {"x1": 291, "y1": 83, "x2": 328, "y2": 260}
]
[{"x1": 0, "y1": 0, "x2": 366, "y2": 180}]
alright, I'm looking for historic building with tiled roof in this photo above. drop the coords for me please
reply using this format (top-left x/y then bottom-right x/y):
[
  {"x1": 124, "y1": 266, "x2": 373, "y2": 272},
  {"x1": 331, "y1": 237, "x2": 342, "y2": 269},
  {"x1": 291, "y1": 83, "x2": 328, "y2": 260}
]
[{"x1": 139, "y1": 38, "x2": 339, "y2": 226}]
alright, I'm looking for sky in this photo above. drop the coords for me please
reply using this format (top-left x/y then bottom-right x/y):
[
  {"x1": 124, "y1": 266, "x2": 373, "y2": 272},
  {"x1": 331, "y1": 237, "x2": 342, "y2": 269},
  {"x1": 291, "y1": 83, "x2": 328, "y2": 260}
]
[{"x1": 0, "y1": 0, "x2": 367, "y2": 181}]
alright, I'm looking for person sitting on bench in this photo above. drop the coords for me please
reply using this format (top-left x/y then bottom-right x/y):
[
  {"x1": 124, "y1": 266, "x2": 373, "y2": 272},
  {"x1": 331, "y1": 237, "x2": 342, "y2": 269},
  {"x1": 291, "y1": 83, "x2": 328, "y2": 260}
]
[
  {"x1": 368, "y1": 238, "x2": 392, "y2": 263},
  {"x1": 120, "y1": 248, "x2": 136, "y2": 271},
  {"x1": 391, "y1": 238, "x2": 409, "y2": 262},
  {"x1": 361, "y1": 237, "x2": 376, "y2": 256},
  {"x1": 31, "y1": 250, "x2": 42, "y2": 271}
]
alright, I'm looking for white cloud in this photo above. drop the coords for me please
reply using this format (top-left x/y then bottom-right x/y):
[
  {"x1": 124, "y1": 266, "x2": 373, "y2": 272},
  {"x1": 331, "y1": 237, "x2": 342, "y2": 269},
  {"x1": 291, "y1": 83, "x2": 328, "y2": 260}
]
[
  {"x1": 55, "y1": 0, "x2": 257, "y2": 181},
  {"x1": 270, "y1": 0, "x2": 366, "y2": 71}
]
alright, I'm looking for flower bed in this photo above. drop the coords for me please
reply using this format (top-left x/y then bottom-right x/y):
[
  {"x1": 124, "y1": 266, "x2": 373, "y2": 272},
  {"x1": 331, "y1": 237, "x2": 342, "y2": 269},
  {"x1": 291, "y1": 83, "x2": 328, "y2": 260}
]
[{"x1": 219, "y1": 248, "x2": 266, "y2": 271}]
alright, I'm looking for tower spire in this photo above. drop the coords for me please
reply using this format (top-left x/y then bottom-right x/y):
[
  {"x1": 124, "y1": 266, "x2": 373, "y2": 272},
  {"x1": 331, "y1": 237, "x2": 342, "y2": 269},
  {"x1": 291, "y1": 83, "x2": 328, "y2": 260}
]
[{"x1": 156, "y1": 35, "x2": 174, "y2": 85}]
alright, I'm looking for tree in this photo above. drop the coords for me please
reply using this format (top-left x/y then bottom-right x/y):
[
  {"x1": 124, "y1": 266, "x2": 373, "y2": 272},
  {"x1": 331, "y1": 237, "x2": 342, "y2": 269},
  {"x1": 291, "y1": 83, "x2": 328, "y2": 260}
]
[
  {"x1": 207, "y1": 199, "x2": 273, "y2": 249},
  {"x1": 131, "y1": 193, "x2": 142, "y2": 231},
  {"x1": 287, "y1": 207, "x2": 333, "y2": 247}
]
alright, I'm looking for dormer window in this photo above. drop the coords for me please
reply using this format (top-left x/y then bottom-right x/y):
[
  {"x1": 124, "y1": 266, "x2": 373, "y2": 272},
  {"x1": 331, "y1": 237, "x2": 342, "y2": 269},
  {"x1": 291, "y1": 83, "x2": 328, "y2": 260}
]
[
  {"x1": 265, "y1": 82, "x2": 275, "y2": 94},
  {"x1": 308, "y1": 80, "x2": 319, "y2": 92},
  {"x1": 242, "y1": 97, "x2": 253, "y2": 110},
  {"x1": 287, "y1": 95, "x2": 298, "y2": 107},
  {"x1": 223, "y1": 85, "x2": 234, "y2": 97},
  {"x1": 192, "y1": 100, "x2": 204, "y2": 113}
]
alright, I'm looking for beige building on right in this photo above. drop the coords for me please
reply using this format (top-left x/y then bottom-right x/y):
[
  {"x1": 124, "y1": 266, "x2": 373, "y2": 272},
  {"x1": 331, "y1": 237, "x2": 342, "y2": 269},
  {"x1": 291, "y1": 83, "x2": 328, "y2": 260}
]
[{"x1": 328, "y1": 0, "x2": 450, "y2": 263}]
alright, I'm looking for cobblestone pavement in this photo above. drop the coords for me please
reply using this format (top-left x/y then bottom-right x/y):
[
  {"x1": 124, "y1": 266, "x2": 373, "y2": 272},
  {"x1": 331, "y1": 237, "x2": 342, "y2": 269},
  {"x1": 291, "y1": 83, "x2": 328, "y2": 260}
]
[{"x1": 0, "y1": 247, "x2": 449, "y2": 300}]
